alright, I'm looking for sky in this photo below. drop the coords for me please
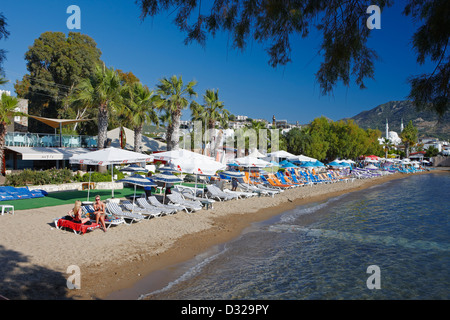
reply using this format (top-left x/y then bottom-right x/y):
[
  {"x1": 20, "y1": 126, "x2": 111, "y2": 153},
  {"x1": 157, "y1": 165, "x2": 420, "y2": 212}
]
[{"x1": 0, "y1": 0, "x2": 435, "y2": 125}]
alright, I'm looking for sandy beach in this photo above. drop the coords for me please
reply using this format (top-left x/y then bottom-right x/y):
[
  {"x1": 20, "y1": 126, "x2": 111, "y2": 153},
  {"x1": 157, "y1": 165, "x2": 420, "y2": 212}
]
[{"x1": 0, "y1": 170, "x2": 438, "y2": 300}]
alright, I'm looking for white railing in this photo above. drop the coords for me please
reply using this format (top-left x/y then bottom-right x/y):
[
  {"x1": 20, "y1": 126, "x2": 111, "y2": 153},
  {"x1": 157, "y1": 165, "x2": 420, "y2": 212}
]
[{"x1": 5, "y1": 132, "x2": 98, "y2": 148}]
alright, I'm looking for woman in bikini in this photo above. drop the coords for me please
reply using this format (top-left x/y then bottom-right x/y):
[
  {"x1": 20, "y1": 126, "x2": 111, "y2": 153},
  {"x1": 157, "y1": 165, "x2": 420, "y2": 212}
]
[
  {"x1": 93, "y1": 195, "x2": 107, "y2": 232},
  {"x1": 69, "y1": 200, "x2": 90, "y2": 224}
]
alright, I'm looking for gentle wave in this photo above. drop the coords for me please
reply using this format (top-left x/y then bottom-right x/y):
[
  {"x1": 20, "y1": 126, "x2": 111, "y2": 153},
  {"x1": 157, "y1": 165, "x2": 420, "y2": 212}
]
[
  {"x1": 268, "y1": 225, "x2": 450, "y2": 252},
  {"x1": 138, "y1": 245, "x2": 229, "y2": 300},
  {"x1": 279, "y1": 194, "x2": 347, "y2": 223}
]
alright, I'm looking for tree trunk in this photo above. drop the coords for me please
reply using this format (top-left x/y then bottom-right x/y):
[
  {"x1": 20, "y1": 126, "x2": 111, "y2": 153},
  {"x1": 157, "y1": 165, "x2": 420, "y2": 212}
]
[
  {"x1": 165, "y1": 123, "x2": 174, "y2": 151},
  {"x1": 0, "y1": 123, "x2": 6, "y2": 175},
  {"x1": 97, "y1": 104, "x2": 108, "y2": 149},
  {"x1": 170, "y1": 109, "x2": 181, "y2": 150},
  {"x1": 134, "y1": 125, "x2": 143, "y2": 153}
]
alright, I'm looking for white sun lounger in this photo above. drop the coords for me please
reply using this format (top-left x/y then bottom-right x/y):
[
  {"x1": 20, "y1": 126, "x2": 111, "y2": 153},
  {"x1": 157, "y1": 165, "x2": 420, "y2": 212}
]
[
  {"x1": 147, "y1": 196, "x2": 188, "y2": 213},
  {"x1": 206, "y1": 185, "x2": 238, "y2": 201},
  {"x1": 136, "y1": 198, "x2": 174, "y2": 215},
  {"x1": 167, "y1": 193, "x2": 203, "y2": 212},
  {"x1": 121, "y1": 200, "x2": 164, "y2": 218},
  {"x1": 106, "y1": 202, "x2": 146, "y2": 224}
]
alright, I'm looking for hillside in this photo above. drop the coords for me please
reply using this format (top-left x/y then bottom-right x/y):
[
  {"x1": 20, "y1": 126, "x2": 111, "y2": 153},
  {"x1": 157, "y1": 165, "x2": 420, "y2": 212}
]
[{"x1": 344, "y1": 100, "x2": 450, "y2": 140}]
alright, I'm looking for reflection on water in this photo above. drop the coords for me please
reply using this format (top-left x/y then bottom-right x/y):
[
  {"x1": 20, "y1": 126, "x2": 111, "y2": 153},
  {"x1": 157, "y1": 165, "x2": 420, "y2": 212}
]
[{"x1": 142, "y1": 172, "x2": 450, "y2": 300}]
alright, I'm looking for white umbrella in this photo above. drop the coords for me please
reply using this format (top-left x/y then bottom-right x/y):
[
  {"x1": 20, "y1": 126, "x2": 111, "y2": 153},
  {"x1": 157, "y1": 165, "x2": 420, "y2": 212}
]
[
  {"x1": 171, "y1": 156, "x2": 226, "y2": 195},
  {"x1": 70, "y1": 147, "x2": 154, "y2": 198},
  {"x1": 232, "y1": 156, "x2": 271, "y2": 168},
  {"x1": 153, "y1": 149, "x2": 214, "y2": 162}
]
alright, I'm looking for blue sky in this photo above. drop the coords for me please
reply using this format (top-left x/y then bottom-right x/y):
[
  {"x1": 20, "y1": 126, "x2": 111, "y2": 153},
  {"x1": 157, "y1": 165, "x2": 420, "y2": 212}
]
[{"x1": 0, "y1": 1, "x2": 434, "y2": 125}]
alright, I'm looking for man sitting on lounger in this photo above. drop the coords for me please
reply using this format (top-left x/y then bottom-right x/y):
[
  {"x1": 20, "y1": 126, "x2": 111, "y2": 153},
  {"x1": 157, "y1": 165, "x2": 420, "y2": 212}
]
[{"x1": 93, "y1": 195, "x2": 107, "y2": 232}]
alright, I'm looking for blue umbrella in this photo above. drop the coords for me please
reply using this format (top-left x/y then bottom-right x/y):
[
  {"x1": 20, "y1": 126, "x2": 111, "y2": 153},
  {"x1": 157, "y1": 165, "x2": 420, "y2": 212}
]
[
  {"x1": 299, "y1": 161, "x2": 315, "y2": 168},
  {"x1": 280, "y1": 161, "x2": 298, "y2": 168},
  {"x1": 117, "y1": 174, "x2": 157, "y2": 206},
  {"x1": 119, "y1": 163, "x2": 148, "y2": 173},
  {"x1": 313, "y1": 160, "x2": 325, "y2": 167},
  {"x1": 150, "y1": 173, "x2": 183, "y2": 203},
  {"x1": 328, "y1": 161, "x2": 343, "y2": 167}
]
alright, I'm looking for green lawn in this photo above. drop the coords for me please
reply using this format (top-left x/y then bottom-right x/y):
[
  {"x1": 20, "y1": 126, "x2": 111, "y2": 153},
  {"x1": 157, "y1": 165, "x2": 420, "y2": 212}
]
[
  {"x1": 3, "y1": 183, "x2": 207, "y2": 211},
  {"x1": 3, "y1": 187, "x2": 138, "y2": 211}
]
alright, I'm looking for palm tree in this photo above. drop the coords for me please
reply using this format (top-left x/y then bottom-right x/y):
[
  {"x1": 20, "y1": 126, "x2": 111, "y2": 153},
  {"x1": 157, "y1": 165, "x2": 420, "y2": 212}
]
[
  {"x1": 190, "y1": 89, "x2": 229, "y2": 129},
  {"x1": 156, "y1": 75, "x2": 197, "y2": 150},
  {"x1": 122, "y1": 82, "x2": 160, "y2": 152},
  {"x1": 381, "y1": 138, "x2": 392, "y2": 159},
  {"x1": 0, "y1": 92, "x2": 22, "y2": 169},
  {"x1": 400, "y1": 120, "x2": 418, "y2": 158},
  {"x1": 0, "y1": 76, "x2": 8, "y2": 85},
  {"x1": 67, "y1": 64, "x2": 122, "y2": 149},
  {"x1": 190, "y1": 89, "x2": 229, "y2": 156}
]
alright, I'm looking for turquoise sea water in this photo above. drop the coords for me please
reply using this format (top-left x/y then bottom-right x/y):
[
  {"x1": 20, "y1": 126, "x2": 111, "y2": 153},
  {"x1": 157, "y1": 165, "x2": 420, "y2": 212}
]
[{"x1": 137, "y1": 172, "x2": 450, "y2": 300}]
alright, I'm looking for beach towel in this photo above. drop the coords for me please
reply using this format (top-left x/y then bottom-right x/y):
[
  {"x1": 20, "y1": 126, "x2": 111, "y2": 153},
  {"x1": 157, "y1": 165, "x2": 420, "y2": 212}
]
[{"x1": 57, "y1": 218, "x2": 100, "y2": 234}]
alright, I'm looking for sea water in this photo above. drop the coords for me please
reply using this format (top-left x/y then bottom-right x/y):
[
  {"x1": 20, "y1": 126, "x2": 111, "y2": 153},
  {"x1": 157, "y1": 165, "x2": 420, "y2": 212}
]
[{"x1": 138, "y1": 172, "x2": 450, "y2": 300}]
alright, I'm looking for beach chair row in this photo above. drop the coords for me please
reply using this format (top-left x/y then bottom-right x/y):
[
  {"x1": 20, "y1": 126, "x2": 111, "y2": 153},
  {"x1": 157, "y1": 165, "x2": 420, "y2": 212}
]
[{"x1": 54, "y1": 192, "x2": 211, "y2": 234}]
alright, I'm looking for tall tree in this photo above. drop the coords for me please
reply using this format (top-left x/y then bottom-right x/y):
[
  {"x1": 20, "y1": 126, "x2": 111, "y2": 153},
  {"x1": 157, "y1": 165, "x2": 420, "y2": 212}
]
[
  {"x1": 17, "y1": 31, "x2": 102, "y2": 132},
  {"x1": 0, "y1": 12, "x2": 9, "y2": 74},
  {"x1": 136, "y1": 0, "x2": 449, "y2": 117},
  {"x1": 156, "y1": 75, "x2": 197, "y2": 150},
  {"x1": 67, "y1": 64, "x2": 122, "y2": 150},
  {"x1": 400, "y1": 120, "x2": 418, "y2": 158}
]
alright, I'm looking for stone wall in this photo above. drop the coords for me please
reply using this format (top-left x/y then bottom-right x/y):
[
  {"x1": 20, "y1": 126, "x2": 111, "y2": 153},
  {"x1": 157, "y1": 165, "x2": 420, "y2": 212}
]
[{"x1": 28, "y1": 182, "x2": 124, "y2": 193}]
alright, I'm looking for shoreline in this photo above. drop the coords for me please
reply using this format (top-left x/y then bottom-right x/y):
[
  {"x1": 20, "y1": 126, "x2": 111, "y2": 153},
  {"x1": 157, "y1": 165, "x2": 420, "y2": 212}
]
[
  {"x1": 77, "y1": 170, "x2": 435, "y2": 300},
  {"x1": 0, "y1": 169, "x2": 443, "y2": 300}
]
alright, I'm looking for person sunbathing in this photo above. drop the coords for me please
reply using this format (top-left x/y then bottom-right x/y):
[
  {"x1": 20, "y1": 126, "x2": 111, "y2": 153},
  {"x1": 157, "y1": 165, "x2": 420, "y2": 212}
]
[
  {"x1": 93, "y1": 195, "x2": 107, "y2": 232},
  {"x1": 69, "y1": 200, "x2": 90, "y2": 224}
]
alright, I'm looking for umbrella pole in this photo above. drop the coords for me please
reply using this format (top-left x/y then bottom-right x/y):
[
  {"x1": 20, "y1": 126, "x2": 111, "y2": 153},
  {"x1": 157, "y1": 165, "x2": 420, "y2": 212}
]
[
  {"x1": 87, "y1": 171, "x2": 92, "y2": 201},
  {"x1": 111, "y1": 164, "x2": 115, "y2": 198}
]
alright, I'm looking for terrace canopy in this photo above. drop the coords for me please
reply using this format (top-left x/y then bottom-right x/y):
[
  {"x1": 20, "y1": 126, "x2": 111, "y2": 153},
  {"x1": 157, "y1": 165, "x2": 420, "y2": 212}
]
[{"x1": 28, "y1": 115, "x2": 93, "y2": 147}]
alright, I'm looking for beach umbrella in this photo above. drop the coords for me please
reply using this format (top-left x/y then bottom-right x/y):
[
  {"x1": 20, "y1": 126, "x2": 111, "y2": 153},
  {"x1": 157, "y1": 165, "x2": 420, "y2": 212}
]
[
  {"x1": 119, "y1": 163, "x2": 148, "y2": 174},
  {"x1": 288, "y1": 154, "x2": 317, "y2": 163},
  {"x1": 117, "y1": 174, "x2": 157, "y2": 209},
  {"x1": 232, "y1": 156, "x2": 271, "y2": 168},
  {"x1": 70, "y1": 147, "x2": 154, "y2": 198},
  {"x1": 328, "y1": 161, "x2": 343, "y2": 167},
  {"x1": 280, "y1": 161, "x2": 298, "y2": 168},
  {"x1": 171, "y1": 156, "x2": 226, "y2": 194},
  {"x1": 150, "y1": 173, "x2": 183, "y2": 203},
  {"x1": 313, "y1": 160, "x2": 325, "y2": 167}
]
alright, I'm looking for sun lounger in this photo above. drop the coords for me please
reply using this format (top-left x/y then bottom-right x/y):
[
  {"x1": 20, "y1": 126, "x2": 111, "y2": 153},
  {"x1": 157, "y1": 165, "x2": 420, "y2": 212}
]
[
  {"x1": 106, "y1": 202, "x2": 146, "y2": 224},
  {"x1": 147, "y1": 196, "x2": 187, "y2": 213},
  {"x1": 223, "y1": 188, "x2": 256, "y2": 199},
  {"x1": 206, "y1": 185, "x2": 238, "y2": 201},
  {"x1": 237, "y1": 182, "x2": 275, "y2": 197},
  {"x1": 177, "y1": 189, "x2": 216, "y2": 209},
  {"x1": 83, "y1": 205, "x2": 126, "y2": 228},
  {"x1": 121, "y1": 200, "x2": 164, "y2": 218},
  {"x1": 262, "y1": 175, "x2": 293, "y2": 189},
  {"x1": 136, "y1": 197, "x2": 175, "y2": 215},
  {"x1": 167, "y1": 193, "x2": 203, "y2": 212}
]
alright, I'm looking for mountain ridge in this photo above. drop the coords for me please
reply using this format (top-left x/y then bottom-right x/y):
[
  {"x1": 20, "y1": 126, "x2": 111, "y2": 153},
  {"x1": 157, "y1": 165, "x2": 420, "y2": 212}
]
[{"x1": 342, "y1": 100, "x2": 449, "y2": 140}]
